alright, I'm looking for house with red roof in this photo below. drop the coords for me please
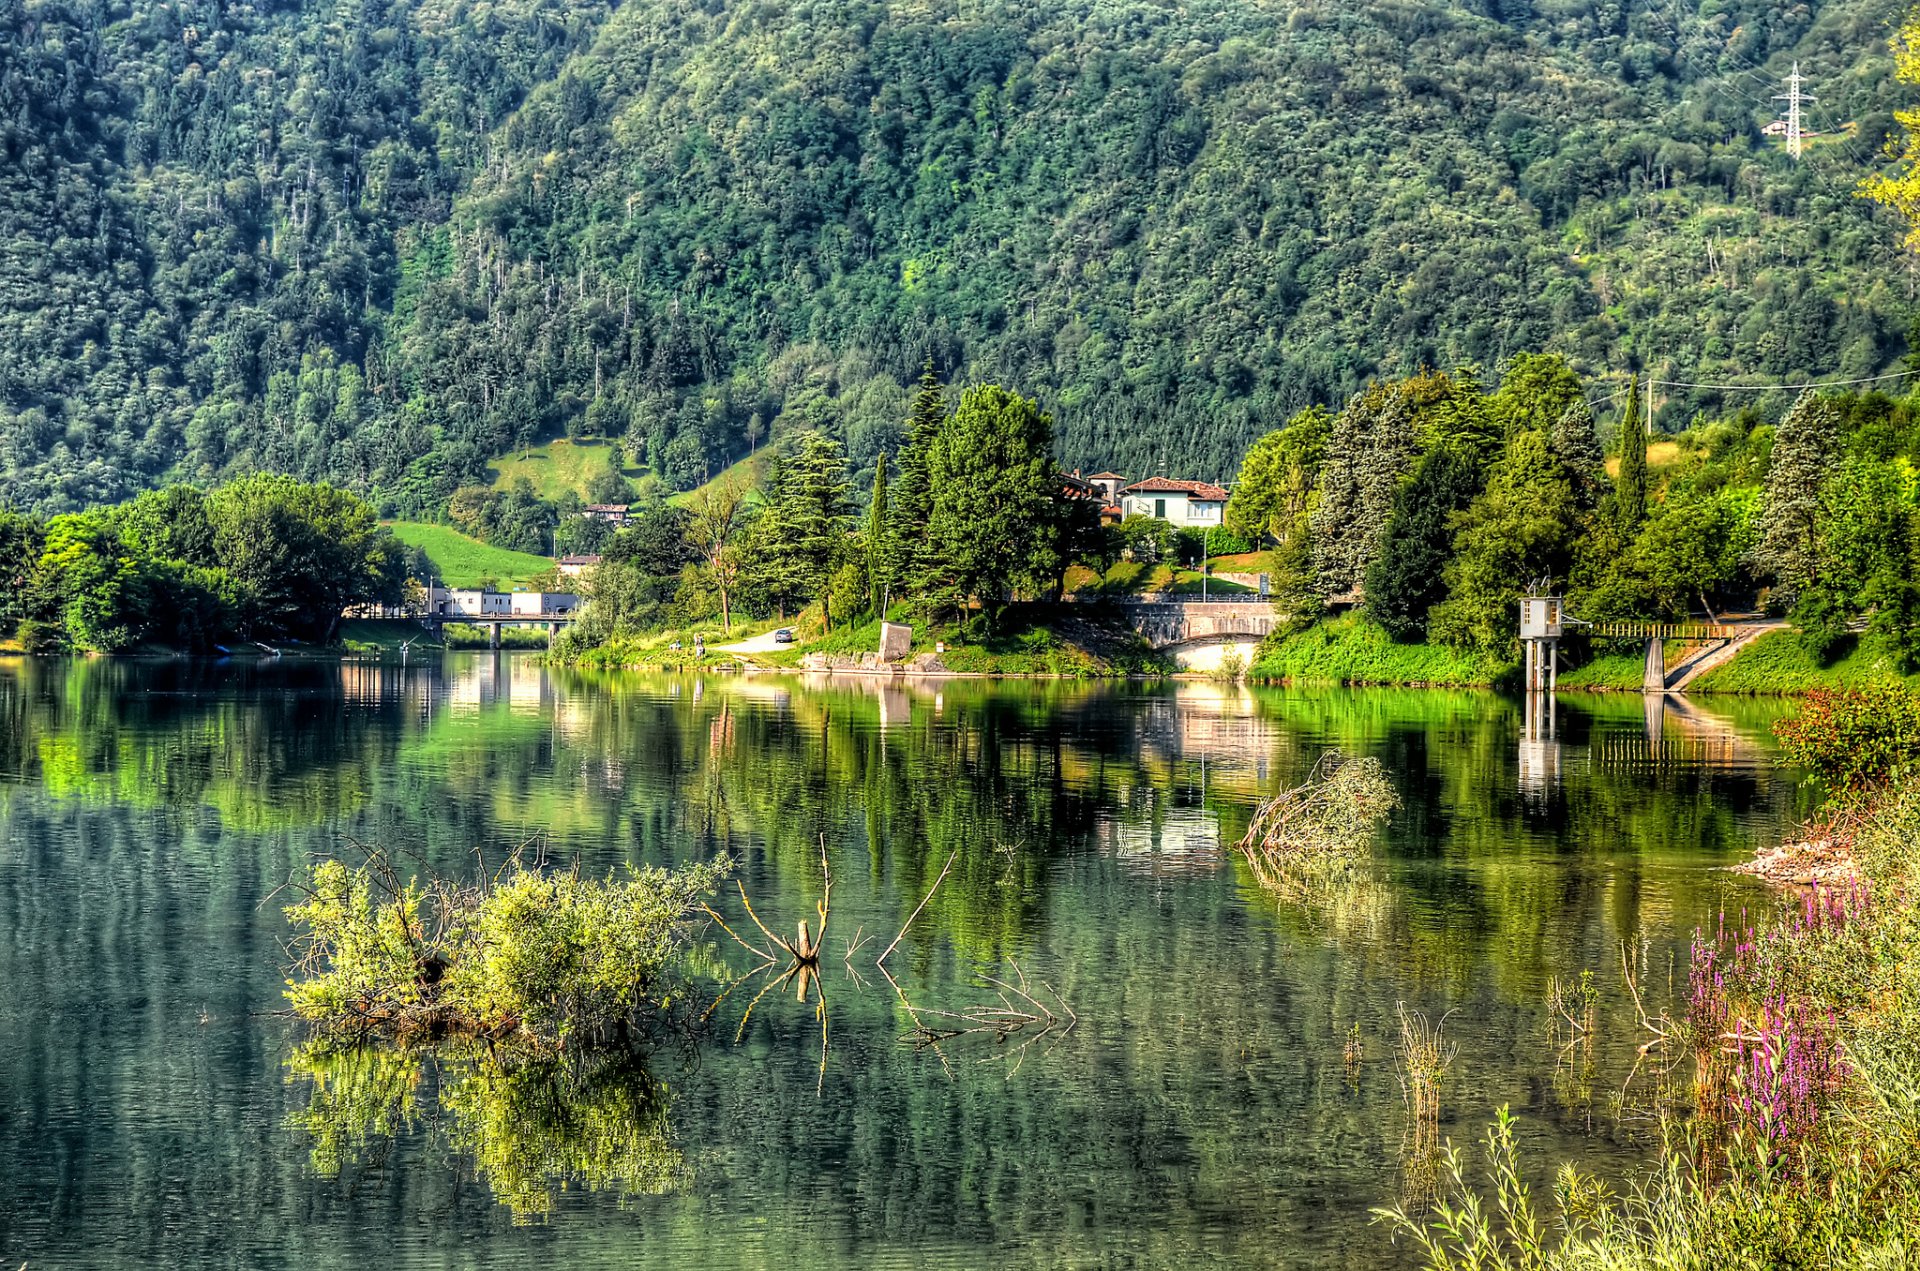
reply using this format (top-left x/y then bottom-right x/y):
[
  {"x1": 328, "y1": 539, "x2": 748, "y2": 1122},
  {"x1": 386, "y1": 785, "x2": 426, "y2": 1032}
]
[{"x1": 1119, "y1": 476, "x2": 1230, "y2": 529}]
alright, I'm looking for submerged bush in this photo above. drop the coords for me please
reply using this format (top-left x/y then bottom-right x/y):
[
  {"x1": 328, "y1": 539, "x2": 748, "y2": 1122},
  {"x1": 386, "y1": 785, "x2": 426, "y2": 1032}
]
[
  {"x1": 285, "y1": 853, "x2": 730, "y2": 1047},
  {"x1": 1236, "y1": 750, "x2": 1398, "y2": 893}
]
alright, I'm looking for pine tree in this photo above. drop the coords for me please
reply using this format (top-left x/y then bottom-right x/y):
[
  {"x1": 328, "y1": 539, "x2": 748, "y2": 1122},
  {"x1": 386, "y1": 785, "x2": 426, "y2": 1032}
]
[
  {"x1": 782, "y1": 430, "x2": 851, "y2": 631},
  {"x1": 1616, "y1": 376, "x2": 1649, "y2": 531},
  {"x1": 867, "y1": 452, "x2": 888, "y2": 617},
  {"x1": 1310, "y1": 384, "x2": 1416, "y2": 598},
  {"x1": 1752, "y1": 390, "x2": 1842, "y2": 606},
  {"x1": 887, "y1": 360, "x2": 945, "y2": 599}
]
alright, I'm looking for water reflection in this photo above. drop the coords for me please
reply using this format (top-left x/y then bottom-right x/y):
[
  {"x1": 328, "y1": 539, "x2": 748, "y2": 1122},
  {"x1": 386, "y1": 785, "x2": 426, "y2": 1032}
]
[
  {"x1": 288, "y1": 1039, "x2": 681, "y2": 1223},
  {"x1": 0, "y1": 656, "x2": 1818, "y2": 1268}
]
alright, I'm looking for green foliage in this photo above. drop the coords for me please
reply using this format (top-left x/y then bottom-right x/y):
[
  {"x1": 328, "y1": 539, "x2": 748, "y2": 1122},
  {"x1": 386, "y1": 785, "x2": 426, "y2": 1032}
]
[
  {"x1": 205, "y1": 475, "x2": 405, "y2": 641},
  {"x1": 1430, "y1": 429, "x2": 1581, "y2": 657},
  {"x1": 1249, "y1": 614, "x2": 1510, "y2": 688},
  {"x1": 1225, "y1": 406, "x2": 1331, "y2": 546},
  {"x1": 448, "y1": 478, "x2": 558, "y2": 555},
  {"x1": 284, "y1": 852, "x2": 730, "y2": 1047},
  {"x1": 1773, "y1": 684, "x2": 1920, "y2": 800},
  {"x1": 5, "y1": 476, "x2": 398, "y2": 650},
  {"x1": 1631, "y1": 485, "x2": 1758, "y2": 619},
  {"x1": 4, "y1": 0, "x2": 1906, "y2": 516}
]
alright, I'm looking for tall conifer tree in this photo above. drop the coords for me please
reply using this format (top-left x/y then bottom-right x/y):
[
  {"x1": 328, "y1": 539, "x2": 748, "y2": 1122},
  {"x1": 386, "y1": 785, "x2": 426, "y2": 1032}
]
[
  {"x1": 1616, "y1": 376, "x2": 1649, "y2": 531},
  {"x1": 1310, "y1": 384, "x2": 1416, "y2": 598},
  {"x1": 1753, "y1": 390, "x2": 1843, "y2": 606},
  {"x1": 867, "y1": 453, "x2": 889, "y2": 617}
]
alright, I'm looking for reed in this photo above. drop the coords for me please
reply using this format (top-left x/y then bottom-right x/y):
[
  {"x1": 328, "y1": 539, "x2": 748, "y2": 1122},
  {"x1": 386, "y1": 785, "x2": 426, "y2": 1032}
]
[{"x1": 1395, "y1": 1003, "x2": 1457, "y2": 1129}]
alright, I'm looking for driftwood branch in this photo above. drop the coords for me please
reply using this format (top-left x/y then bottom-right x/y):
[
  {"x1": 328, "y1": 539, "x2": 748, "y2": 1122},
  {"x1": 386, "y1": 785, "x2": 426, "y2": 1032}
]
[{"x1": 878, "y1": 849, "x2": 958, "y2": 967}]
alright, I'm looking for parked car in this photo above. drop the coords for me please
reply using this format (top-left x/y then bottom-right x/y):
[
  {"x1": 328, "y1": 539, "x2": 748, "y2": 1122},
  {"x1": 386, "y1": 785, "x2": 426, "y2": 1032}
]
[{"x1": 773, "y1": 627, "x2": 797, "y2": 644}]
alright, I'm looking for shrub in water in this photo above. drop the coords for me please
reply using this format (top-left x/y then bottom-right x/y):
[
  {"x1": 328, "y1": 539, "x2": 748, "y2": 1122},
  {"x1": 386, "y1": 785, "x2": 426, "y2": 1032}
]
[
  {"x1": 1236, "y1": 750, "x2": 1398, "y2": 892},
  {"x1": 285, "y1": 852, "x2": 730, "y2": 1047}
]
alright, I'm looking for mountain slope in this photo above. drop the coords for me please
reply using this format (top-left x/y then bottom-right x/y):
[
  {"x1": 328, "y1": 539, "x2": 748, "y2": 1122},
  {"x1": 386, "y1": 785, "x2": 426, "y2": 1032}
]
[{"x1": 2, "y1": 0, "x2": 1915, "y2": 511}]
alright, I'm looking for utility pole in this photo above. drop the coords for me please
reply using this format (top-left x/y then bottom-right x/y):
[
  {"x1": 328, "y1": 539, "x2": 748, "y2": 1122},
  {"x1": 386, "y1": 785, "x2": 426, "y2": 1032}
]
[{"x1": 1775, "y1": 62, "x2": 1814, "y2": 160}]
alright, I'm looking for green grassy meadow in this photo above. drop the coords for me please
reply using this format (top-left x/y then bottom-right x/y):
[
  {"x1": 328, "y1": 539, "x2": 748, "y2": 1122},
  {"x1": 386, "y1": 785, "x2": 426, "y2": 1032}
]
[
  {"x1": 487, "y1": 437, "x2": 639, "y2": 503},
  {"x1": 385, "y1": 521, "x2": 552, "y2": 589}
]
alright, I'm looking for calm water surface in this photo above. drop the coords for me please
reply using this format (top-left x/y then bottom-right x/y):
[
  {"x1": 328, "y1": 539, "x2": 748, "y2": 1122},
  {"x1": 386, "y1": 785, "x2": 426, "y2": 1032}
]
[{"x1": 0, "y1": 656, "x2": 1813, "y2": 1268}]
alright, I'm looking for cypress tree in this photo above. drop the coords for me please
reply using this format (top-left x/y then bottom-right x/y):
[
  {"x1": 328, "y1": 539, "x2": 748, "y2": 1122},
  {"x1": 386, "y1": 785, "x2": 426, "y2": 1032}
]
[
  {"x1": 867, "y1": 452, "x2": 888, "y2": 617},
  {"x1": 1616, "y1": 376, "x2": 1649, "y2": 531}
]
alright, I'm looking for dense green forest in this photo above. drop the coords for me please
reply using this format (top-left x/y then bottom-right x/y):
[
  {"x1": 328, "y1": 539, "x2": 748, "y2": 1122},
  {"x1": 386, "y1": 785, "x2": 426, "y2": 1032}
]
[{"x1": 3, "y1": 0, "x2": 1916, "y2": 514}]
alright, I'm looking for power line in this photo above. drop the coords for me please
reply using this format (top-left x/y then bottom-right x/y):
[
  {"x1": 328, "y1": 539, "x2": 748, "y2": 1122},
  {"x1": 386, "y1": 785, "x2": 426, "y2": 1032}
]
[{"x1": 1650, "y1": 368, "x2": 1917, "y2": 391}]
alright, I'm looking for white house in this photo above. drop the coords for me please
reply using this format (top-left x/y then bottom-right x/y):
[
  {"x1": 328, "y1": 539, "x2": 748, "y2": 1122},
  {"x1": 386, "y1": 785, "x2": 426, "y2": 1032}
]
[
  {"x1": 447, "y1": 589, "x2": 514, "y2": 617},
  {"x1": 509, "y1": 591, "x2": 580, "y2": 617},
  {"x1": 1119, "y1": 477, "x2": 1230, "y2": 529}
]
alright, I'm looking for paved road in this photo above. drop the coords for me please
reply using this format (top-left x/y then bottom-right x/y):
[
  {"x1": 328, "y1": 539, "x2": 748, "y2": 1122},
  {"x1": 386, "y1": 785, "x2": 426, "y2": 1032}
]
[{"x1": 718, "y1": 628, "x2": 793, "y2": 654}]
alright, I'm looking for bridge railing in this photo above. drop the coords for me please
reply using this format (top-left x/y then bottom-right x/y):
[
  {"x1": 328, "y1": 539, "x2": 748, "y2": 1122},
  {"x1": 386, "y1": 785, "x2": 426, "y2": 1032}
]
[{"x1": 1589, "y1": 621, "x2": 1738, "y2": 641}]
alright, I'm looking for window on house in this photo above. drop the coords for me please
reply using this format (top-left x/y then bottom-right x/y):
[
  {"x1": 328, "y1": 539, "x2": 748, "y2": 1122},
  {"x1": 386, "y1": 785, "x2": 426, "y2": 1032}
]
[{"x1": 1154, "y1": 499, "x2": 1166, "y2": 518}]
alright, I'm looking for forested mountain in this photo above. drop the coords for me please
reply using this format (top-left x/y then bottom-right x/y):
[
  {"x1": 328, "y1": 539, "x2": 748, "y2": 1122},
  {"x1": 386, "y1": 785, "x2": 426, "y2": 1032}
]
[{"x1": 3, "y1": 0, "x2": 1915, "y2": 513}]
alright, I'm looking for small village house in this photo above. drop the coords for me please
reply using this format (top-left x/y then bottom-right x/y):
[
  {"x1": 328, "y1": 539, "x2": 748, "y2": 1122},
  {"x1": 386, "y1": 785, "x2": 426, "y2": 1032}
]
[{"x1": 1118, "y1": 477, "x2": 1230, "y2": 529}]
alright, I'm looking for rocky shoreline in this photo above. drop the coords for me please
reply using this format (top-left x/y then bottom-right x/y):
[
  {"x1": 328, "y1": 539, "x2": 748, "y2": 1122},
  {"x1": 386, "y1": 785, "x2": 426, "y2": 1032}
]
[{"x1": 1733, "y1": 831, "x2": 1857, "y2": 887}]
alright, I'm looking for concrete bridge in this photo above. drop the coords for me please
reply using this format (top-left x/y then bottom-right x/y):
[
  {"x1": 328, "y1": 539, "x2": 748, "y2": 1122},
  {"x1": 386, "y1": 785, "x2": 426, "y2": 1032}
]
[{"x1": 1114, "y1": 600, "x2": 1279, "y2": 650}]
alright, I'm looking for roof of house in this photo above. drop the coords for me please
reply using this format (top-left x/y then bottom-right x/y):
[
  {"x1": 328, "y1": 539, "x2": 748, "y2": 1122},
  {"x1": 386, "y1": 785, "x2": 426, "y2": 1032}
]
[
  {"x1": 1086, "y1": 471, "x2": 1126, "y2": 480},
  {"x1": 584, "y1": 503, "x2": 630, "y2": 513},
  {"x1": 558, "y1": 554, "x2": 603, "y2": 565},
  {"x1": 1123, "y1": 476, "x2": 1230, "y2": 501}
]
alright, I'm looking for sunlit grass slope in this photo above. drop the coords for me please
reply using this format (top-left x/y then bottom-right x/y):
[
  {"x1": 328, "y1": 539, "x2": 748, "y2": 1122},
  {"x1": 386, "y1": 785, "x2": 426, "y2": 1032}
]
[{"x1": 385, "y1": 522, "x2": 551, "y2": 589}]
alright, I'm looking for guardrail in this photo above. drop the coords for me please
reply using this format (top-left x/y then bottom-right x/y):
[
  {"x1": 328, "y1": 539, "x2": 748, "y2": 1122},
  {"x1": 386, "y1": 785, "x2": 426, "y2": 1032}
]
[{"x1": 1589, "y1": 622, "x2": 1739, "y2": 641}]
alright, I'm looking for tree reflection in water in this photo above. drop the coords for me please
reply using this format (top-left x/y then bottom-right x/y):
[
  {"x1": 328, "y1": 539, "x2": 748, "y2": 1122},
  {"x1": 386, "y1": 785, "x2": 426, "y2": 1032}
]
[{"x1": 286, "y1": 1040, "x2": 681, "y2": 1223}]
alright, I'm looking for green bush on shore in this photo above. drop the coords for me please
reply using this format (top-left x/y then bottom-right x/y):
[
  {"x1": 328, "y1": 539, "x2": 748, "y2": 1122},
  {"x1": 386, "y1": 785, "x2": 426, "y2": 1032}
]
[{"x1": 1249, "y1": 615, "x2": 1510, "y2": 688}]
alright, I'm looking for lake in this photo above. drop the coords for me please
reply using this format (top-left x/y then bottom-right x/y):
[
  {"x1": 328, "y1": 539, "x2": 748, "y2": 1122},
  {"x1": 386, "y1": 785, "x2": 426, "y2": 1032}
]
[{"x1": 0, "y1": 656, "x2": 1813, "y2": 1268}]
